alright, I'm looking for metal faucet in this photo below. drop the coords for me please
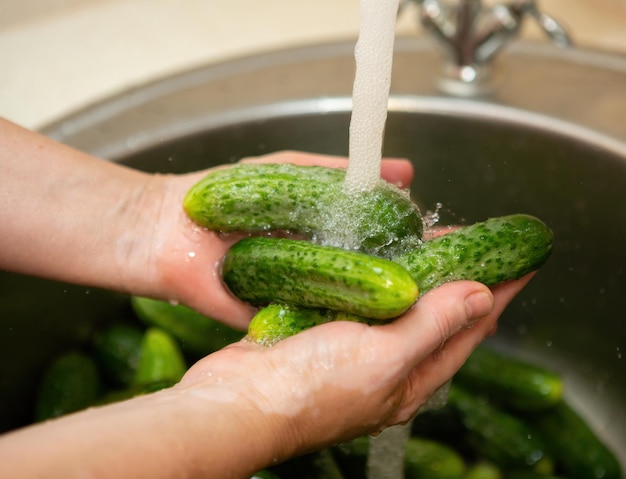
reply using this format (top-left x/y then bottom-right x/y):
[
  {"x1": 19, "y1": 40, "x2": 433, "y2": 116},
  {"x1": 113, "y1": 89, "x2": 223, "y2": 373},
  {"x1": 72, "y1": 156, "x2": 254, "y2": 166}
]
[{"x1": 399, "y1": 0, "x2": 573, "y2": 95}]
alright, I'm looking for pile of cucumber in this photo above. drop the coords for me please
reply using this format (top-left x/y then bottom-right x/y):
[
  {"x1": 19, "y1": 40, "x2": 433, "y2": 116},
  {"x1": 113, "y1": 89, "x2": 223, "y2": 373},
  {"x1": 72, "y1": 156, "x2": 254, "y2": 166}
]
[
  {"x1": 185, "y1": 163, "x2": 554, "y2": 345},
  {"x1": 33, "y1": 297, "x2": 245, "y2": 422},
  {"x1": 33, "y1": 309, "x2": 623, "y2": 479},
  {"x1": 262, "y1": 344, "x2": 622, "y2": 479},
  {"x1": 31, "y1": 163, "x2": 622, "y2": 477}
]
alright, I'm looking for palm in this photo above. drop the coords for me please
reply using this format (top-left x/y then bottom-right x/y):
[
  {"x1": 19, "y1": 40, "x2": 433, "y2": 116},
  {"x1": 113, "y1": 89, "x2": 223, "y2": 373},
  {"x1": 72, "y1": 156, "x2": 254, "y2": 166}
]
[{"x1": 147, "y1": 152, "x2": 416, "y2": 329}]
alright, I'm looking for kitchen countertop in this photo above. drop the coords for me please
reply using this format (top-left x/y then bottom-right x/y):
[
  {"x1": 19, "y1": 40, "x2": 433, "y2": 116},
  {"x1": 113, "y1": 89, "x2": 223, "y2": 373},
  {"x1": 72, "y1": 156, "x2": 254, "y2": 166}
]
[{"x1": 1, "y1": 0, "x2": 625, "y2": 130}]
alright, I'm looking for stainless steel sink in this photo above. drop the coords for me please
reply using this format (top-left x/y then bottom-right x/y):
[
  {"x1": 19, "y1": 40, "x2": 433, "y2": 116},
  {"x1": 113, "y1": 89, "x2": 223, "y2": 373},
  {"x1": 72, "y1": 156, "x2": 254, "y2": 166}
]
[{"x1": 2, "y1": 37, "x2": 625, "y2": 464}]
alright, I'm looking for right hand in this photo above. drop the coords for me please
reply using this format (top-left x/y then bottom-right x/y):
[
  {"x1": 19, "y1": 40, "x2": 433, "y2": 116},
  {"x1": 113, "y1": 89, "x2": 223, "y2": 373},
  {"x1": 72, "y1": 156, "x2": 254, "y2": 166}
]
[{"x1": 177, "y1": 274, "x2": 531, "y2": 470}]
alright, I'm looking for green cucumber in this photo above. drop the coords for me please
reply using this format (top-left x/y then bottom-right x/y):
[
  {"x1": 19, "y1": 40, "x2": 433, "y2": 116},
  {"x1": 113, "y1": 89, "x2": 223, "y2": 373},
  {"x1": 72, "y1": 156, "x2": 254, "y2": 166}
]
[
  {"x1": 393, "y1": 214, "x2": 553, "y2": 294},
  {"x1": 529, "y1": 401, "x2": 622, "y2": 479},
  {"x1": 131, "y1": 296, "x2": 244, "y2": 356},
  {"x1": 183, "y1": 163, "x2": 423, "y2": 258},
  {"x1": 463, "y1": 462, "x2": 502, "y2": 479},
  {"x1": 133, "y1": 328, "x2": 187, "y2": 387},
  {"x1": 507, "y1": 472, "x2": 568, "y2": 479},
  {"x1": 250, "y1": 470, "x2": 282, "y2": 479},
  {"x1": 333, "y1": 435, "x2": 466, "y2": 479},
  {"x1": 404, "y1": 436, "x2": 467, "y2": 479},
  {"x1": 333, "y1": 435, "x2": 370, "y2": 473},
  {"x1": 447, "y1": 384, "x2": 553, "y2": 474},
  {"x1": 35, "y1": 351, "x2": 101, "y2": 421},
  {"x1": 92, "y1": 322, "x2": 144, "y2": 387},
  {"x1": 455, "y1": 345, "x2": 564, "y2": 412},
  {"x1": 248, "y1": 303, "x2": 381, "y2": 346},
  {"x1": 223, "y1": 237, "x2": 419, "y2": 320},
  {"x1": 243, "y1": 214, "x2": 552, "y2": 345}
]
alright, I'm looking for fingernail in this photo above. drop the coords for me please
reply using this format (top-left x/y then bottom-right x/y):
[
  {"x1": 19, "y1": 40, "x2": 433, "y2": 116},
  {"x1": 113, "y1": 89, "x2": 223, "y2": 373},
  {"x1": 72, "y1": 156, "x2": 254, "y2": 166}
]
[{"x1": 465, "y1": 291, "x2": 494, "y2": 320}]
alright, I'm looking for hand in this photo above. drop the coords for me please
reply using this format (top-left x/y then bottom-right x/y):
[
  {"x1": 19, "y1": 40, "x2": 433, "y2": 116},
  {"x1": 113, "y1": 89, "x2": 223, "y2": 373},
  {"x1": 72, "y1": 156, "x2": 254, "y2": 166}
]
[
  {"x1": 0, "y1": 117, "x2": 412, "y2": 331},
  {"x1": 0, "y1": 275, "x2": 531, "y2": 479},
  {"x1": 144, "y1": 151, "x2": 415, "y2": 329},
  {"x1": 177, "y1": 275, "x2": 530, "y2": 471}
]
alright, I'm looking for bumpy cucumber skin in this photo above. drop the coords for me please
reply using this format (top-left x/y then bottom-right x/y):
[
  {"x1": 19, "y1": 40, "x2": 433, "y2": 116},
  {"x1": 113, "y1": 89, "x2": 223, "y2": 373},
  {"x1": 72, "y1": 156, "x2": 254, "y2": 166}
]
[
  {"x1": 447, "y1": 384, "x2": 554, "y2": 474},
  {"x1": 131, "y1": 296, "x2": 244, "y2": 356},
  {"x1": 529, "y1": 402, "x2": 623, "y2": 479},
  {"x1": 404, "y1": 436, "x2": 467, "y2": 479},
  {"x1": 393, "y1": 214, "x2": 553, "y2": 294},
  {"x1": 455, "y1": 346, "x2": 564, "y2": 412},
  {"x1": 248, "y1": 303, "x2": 379, "y2": 346},
  {"x1": 223, "y1": 237, "x2": 419, "y2": 320},
  {"x1": 183, "y1": 163, "x2": 423, "y2": 258}
]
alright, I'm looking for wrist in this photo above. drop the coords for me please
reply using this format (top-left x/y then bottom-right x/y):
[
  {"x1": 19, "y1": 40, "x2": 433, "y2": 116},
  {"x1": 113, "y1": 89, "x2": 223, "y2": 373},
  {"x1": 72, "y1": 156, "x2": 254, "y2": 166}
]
[{"x1": 171, "y1": 371, "x2": 300, "y2": 476}]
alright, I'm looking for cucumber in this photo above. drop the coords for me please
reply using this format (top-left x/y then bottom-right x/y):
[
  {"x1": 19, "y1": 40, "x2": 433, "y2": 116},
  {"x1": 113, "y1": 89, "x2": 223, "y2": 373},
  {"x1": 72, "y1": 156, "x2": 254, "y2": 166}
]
[
  {"x1": 529, "y1": 401, "x2": 622, "y2": 479},
  {"x1": 393, "y1": 214, "x2": 553, "y2": 294},
  {"x1": 507, "y1": 472, "x2": 568, "y2": 479},
  {"x1": 183, "y1": 163, "x2": 423, "y2": 258},
  {"x1": 454, "y1": 345, "x2": 564, "y2": 411},
  {"x1": 332, "y1": 435, "x2": 369, "y2": 479},
  {"x1": 333, "y1": 435, "x2": 466, "y2": 479},
  {"x1": 92, "y1": 322, "x2": 143, "y2": 387},
  {"x1": 133, "y1": 328, "x2": 187, "y2": 387},
  {"x1": 35, "y1": 351, "x2": 101, "y2": 421},
  {"x1": 243, "y1": 214, "x2": 551, "y2": 345},
  {"x1": 247, "y1": 303, "x2": 380, "y2": 346},
  {"x1": 463, "y1": 462, "x2": 502, "y2": 479},
  {"x1": 131, "y1": 296, "x2": 244, "y2": 356},
  {"x1": 447, "y1": 384, "x2": 554, "y2": 474},
  {"x1": 223, "y1": 237, "x2": 419, "y2": 320},
  {"x1": 250, "y1": 470, "x2": 282, "y2": 479},
  {"x1": 404, "y1": 436, "x2": 467, "y2": 479}
]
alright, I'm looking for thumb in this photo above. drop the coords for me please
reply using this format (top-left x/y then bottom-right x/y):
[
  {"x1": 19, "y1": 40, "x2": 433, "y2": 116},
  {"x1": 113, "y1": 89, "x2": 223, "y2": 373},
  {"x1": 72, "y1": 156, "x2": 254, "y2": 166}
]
[{"x1": 386, "y1": 280, "x2": 494, "y2": 370}]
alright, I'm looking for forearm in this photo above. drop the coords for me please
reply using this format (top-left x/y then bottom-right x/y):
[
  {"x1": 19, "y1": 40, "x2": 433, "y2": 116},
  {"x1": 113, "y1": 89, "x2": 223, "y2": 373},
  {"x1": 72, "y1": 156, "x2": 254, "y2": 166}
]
[
  {"x1": 0, "y1": 118, "x2": 159, "y2": 293},
  {"x1": 0, "y1": 385, "x2": 288, "y2": 479}
]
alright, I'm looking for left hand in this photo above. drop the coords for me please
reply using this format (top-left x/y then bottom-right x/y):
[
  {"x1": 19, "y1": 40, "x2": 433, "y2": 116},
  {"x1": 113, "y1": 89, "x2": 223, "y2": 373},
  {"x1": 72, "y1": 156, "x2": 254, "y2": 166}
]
[{"x1": 142, "y1": 151, "x2": 415, "y2": 329}]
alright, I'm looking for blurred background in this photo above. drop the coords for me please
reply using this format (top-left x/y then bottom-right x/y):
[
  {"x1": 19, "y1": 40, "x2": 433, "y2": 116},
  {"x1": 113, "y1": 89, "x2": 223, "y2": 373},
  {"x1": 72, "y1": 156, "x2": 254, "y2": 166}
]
[{"x1": 1, "y1": 0, "x2": 624, "y2": 131}]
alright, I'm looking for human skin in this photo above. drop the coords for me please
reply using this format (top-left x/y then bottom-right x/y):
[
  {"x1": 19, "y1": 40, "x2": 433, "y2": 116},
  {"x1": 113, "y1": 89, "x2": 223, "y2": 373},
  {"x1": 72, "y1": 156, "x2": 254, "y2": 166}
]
[
  {"x1": 0, "y1": 278, "x2": 529, "y2": 479},
  {"x1": 0, "y1": 117, "x2": 413, "y2": 329},
  {"x1": 0, "y1": 117, "x2": 532, "y2": 478}
]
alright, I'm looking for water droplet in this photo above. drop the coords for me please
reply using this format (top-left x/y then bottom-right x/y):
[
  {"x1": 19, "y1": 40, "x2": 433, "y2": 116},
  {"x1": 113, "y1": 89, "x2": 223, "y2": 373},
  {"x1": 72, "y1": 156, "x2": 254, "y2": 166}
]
[
  {"x1": 188, "y1": 251, "x2": 196, "y2": 258},
  {"x1": 546, "y1": 340, "x2": 553, "y2": 347}
]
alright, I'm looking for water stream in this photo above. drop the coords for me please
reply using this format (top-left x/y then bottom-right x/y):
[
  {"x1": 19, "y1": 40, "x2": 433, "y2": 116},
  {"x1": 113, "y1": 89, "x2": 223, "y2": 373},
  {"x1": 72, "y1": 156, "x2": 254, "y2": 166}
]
[
  {"x1": 345, "y1": 0, "x2": 400, "y2": 192},
  {"x1": 344, "y1": 0, "x2": 406, "y2": 478}
]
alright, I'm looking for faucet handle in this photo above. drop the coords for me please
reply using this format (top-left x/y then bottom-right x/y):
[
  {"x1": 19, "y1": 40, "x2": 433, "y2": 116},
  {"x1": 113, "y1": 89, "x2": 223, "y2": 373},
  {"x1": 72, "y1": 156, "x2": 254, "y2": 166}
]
[
  {"x1": 399, "y1": 0, "x2": 573, "y2": 96},
  {"x1": 510, "y1": 0, "x2": 573, "y2": 47}
]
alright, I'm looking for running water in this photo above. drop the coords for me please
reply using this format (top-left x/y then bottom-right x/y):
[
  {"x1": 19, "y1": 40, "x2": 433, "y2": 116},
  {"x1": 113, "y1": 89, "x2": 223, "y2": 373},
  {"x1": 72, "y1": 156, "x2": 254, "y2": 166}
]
[
  {"x1": 345, "y1": 0, "x2": 400, "y2": 192},
  {"x1": 343, "y1": 0, "x2": 410, "y2": 477}
]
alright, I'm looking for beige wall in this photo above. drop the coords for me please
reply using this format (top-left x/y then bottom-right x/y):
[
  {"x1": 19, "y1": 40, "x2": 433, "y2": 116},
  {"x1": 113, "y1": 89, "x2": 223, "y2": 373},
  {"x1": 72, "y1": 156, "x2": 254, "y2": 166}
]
[{"x1": 0, "y1": 0, "x2": 624, "y2": 129}]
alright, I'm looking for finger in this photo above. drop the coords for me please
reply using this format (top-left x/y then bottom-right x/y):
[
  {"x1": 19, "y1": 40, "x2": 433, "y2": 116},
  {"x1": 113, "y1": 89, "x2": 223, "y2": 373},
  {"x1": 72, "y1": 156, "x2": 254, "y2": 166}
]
[
  {"x1": 240, "y1": 151, "x2": 414, "y2": 188},
  {"x1": 390, "y1": 274, "x2": 533, "y2": 422},
  {"x1": 383, "y1": 281, "x2": 495, "y2": 369}
]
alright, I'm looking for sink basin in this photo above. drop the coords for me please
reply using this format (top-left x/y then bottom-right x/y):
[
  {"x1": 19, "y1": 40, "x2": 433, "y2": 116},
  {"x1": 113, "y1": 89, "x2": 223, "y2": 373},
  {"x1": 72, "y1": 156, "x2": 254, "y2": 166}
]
[{"x1": 2, "y1": 37, "x2": 625, "y2": 465}]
